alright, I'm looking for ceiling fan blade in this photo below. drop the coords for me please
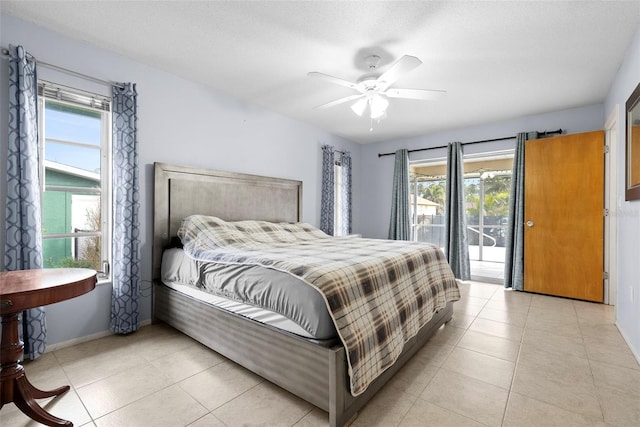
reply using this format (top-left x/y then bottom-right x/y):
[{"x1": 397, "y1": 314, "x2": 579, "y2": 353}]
[
  {"x1": 313, "y1": 94, "x2": 364, "y2": 110},
  {"x1": 385, "y1": 88, "x2": 446, "y2": 101},
  {"x1": 376, "y1": 55, "x2": 422, "y2": 91},
  {"x1": 308, "y1": 72, "x2": 363, "y2": 92}
]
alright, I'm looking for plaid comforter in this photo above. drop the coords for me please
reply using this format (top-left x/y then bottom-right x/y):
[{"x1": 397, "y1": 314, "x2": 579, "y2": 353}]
[{"x1": 178, "y1": 215, "x2": 460, "y2": 396}]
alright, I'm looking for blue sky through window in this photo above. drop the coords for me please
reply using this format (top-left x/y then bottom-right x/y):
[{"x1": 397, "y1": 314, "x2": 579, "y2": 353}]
[{"x1": 45, "y1": 103, "x2": 102, "y2": 173}]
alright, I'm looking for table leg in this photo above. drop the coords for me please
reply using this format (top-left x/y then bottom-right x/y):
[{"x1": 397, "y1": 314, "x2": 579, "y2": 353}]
[{"x1": 1, "y1": 312, "x2": 73, "y2": 426}]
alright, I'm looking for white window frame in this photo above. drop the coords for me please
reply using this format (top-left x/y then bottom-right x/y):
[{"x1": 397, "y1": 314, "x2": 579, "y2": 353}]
[{"x1": 37, "y1": 81, "x2": 112, "y2": 281}]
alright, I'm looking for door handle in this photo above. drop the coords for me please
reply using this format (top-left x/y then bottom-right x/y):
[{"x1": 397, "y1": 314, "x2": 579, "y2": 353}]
[{"x1": 526, "y1": 221, "x2": 534, "y2": 227}]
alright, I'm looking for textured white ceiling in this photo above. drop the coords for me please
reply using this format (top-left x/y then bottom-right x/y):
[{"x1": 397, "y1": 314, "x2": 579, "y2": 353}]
[{"x1": 3, "y1": 1, "x2": 639, "y2": 143}]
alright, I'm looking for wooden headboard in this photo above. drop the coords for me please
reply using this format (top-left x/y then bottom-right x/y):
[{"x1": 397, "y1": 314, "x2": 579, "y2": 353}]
[{"x1": 152, "y1": 162, "x2": 303, "y2": 280}]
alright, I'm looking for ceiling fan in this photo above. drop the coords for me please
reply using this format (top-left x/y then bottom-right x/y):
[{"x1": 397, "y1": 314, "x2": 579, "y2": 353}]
[{"x1": 309, "y1": 55, "x2": 445, "y2": 121}]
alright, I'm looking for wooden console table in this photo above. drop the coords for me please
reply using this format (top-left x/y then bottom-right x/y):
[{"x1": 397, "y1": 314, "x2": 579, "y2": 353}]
[{"x1": 0, "y1": 268, "x2": 97, "y2": 426}]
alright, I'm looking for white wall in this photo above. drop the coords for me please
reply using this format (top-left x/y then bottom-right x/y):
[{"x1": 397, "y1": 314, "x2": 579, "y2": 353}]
[
  {"x1": 357, "y1": 104, "x2": 604, "y2": 239},
  {"x1": 0, "y1": 15, "x2": 360, "y2": 345},
  {"x1": 604, "y1": 26, "x2": 640, "y2": 361}
]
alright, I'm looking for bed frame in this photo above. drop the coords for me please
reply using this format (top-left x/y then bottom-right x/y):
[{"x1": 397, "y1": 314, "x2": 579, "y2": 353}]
[{"x1": 152, "y1": 162, "x2": 454, "y2": 427}]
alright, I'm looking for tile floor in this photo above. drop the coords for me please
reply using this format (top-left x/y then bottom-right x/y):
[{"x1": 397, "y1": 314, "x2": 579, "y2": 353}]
[{"x1": 2, "y1": 281, "x2": 639, "y2": 426}]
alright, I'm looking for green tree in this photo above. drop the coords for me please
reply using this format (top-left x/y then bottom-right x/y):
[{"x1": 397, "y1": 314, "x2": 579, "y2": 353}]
[{"x1": 419, "y1": 181, "x2": 446, "y2": 211}]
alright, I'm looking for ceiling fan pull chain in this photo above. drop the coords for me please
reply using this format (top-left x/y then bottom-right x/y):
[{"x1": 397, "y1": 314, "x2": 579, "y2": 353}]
[{"x1": 370, "y1": 116, "x2": 374, "y2": 132}]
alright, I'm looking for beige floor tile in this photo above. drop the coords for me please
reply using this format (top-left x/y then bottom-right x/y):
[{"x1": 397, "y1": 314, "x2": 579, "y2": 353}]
[
  {"x1": 385, "y1": 352, "x2": 440, "y2": 397},
  {"x1": 293, "y1": 407, "x2": 329, "y2": 427},
  {"x1": 350, "y1": 385, "x2": 416, "y2": 427},
  {"x1": 213, "y1": 381, "x2": 312, "y2": 426},
  {"x1": 503, "y1": 392, "x2": 605, "y2": 426},
  {"x1": 466, "y1": 283, "x2": 500, "y2": 299},
  {"x1": 526, "y1": 305, "x2": 578, "y2": 325},
  {"x1": 454, "y1": 301, "x2": 485, "y2": 317},
  {"x1": 424, "y1": 324, "x2": 466, "y2": 347},
  {"x1": 512, "y1": 347, "x2": 602, "y2": 419},
  {"x1": 399, "y1": 400, "x2": 485, "y2": 427},
  {"x1": 420, "y1": 368, "x2": 508, "y2": 426},
  {"x1": 469, "y1": 317, "x2": 524, "y2": 342},
  {"x1": 94, "y1": 384, "x2": 208, "y2": 427},
  {"x1": 580, "y1": 322, "x2": 632, "y2": 349},
  {"x1": 585, "y1": 340, "x2": 640, "y2": 371},
  {"x1": 178, "y1": 361, "x2": 262, "y2": 411},
  {"x1": 489, "y1": 288, "x2": 532, "y2": 304},
  {"x1": 483, "y1": 299, "x2": 531, "y2": 314},
  {"x1": 76, "y1": 363, "x2": 174, "y2": 419},
  {"x1": 477, "y1": 306, "x2": 527, "y2": 327},
  {"x1": 186, "y1": 413, "x2": 227, "y2": 427},
  {"x1": 130, "y1": 324, "x2": 201, "y2": 362},
  {"x1": 573, "y1": 300, "x2": 614, "y2": 323},
  {"x1": 442, "y1": 347, "x2": 515, "y2": 389},
  {"x1": 20, "y1": 353, "x2": 70, "y2": 393},
  {"x1": 529, "y1": 294, "x2": 577, "y2": 310},
  {"x1": 521, "y1": 329, "x2": 587, "y2": 359},
  {"x1": 55, "y1": 341, "x2": 147, "y2": 388},
  {"x1": 53, "y1": 333, "x2": 138, "y2": 366},
  {"x1": 412, "y1": 342, "x2": 455, "y2": 367},
  {"x1": 447, "y1": 313, "x2": 475, "y2": 330},
  {"x1": 457, "y1": 330, "x2": 520, "y2": 362},
  {"x1": 149, "y1": 342, "x2": 227, "y2": 383},
  {"x1": 589, "y1": 360, "x2": 640, "y2": 397},
  {"x1": 523, "y1": 315, "x2": 582, "y2": 338},
  {"x1": 596, "y1": 385, "x2": 640, "y2": 426},
  {"x1": 0, "y1": 389, "x2": 92, "y2": 427}
]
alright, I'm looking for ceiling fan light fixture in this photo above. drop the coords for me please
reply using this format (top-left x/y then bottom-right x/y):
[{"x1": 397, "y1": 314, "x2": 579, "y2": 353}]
[
  {"x1": 350, "y1": 97, "x2": 368, "y2": 116},
  {"x1": 370, "y1": 94, "x2": 389, "y2": 119}
]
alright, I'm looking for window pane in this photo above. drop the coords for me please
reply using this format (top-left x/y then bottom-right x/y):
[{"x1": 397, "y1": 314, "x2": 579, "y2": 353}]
[
  {"x1": 412, "y1": 179, "x2": 446, "y2": 248},
  {"x1": 42, "y1": 190, "x2": 101, "y2": 235},
  {"x1": 482, "y1": 174, "x2": 511, "y2": 260},
  {"x1": 43, "y1": 236, "x2": 101, "y2": 270},
  {"x1": 44, "y1": 141, "x2": 101, "y2": 174},
  {"x1": 465, "y1": 177, "x2": 481, "y2": 249},
  {"x1": 45, "y1": 100, "x2": 101, "y2": 147}
]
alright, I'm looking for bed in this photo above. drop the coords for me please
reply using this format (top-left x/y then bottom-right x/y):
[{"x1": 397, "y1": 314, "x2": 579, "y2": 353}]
[{"x1": 152, "y1": 162, "x2": 459, "y2": 427}]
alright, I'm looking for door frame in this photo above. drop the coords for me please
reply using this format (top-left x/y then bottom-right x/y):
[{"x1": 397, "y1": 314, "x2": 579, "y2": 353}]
[{"x1": 604, "y1": 105, "x2": 619, "y2": 307}]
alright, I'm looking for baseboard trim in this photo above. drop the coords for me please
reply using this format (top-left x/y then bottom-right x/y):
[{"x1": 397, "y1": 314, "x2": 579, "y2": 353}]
[
  {"x1": 44, "y1": 319, "x2": 153, "y2": 353},
  {"x1": 615, "y1": 321, "x2": 640, "y2": 365}
]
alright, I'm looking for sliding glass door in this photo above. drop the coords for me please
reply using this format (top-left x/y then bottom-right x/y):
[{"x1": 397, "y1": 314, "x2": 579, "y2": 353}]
[
  {"x1": 465, "y1": 172, "x2": 511, "y2": 282},
  {"x1": 410, "y1": 152, "x2": 513, "y2": 283}
]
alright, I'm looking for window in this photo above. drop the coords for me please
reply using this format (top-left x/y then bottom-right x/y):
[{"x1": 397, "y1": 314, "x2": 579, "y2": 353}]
[
  {"x1": 411, "y1": 151, "x2": 514, "y2": 282},
  {"x1": 37, "y1": 81, "x2": 111, "y2": 279},
  {"x1": 410, "y1": 162, "x2": 447, "y2": 248}
]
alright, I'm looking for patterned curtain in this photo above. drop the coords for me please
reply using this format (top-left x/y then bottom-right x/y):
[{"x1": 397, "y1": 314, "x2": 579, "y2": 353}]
[
  {"x1": 5, "y1": 45, "x2": 47, "y2": 359},
  {"x1": 504, "y1": 132, "x2": 538, "y2": 289},
  {"x1": 110, "y1": 83, "x2": 140, "y2": 334},
  {"x1": 445, "y1": 142, "x2": 470, "y2": 280},
  {"x1": 320, "y1": 145, "x2": 352, "y2": 236},
  {"x1": 320, "y1": 145, "x2": 335, "y2": 235},
  {"x1": 338, "y1": 150, "x2": 352, "y2": 235},
  {"x1": 388, "y1": 149, "x2": 411, "y2": 240}
]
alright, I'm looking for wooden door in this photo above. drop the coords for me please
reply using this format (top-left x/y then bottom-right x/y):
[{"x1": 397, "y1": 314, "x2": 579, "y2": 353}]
[{"x1": 524, "y1": 131, "x2": 604, "y2": 302}]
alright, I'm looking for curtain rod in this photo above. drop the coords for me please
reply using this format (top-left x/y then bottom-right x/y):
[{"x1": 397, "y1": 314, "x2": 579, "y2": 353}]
[
  {"x1": 377, "y1": 128, "x2": 563, "y2": 158},
  {"x1": 1, "y1": 47, "x2": 124, "y2": 90}
]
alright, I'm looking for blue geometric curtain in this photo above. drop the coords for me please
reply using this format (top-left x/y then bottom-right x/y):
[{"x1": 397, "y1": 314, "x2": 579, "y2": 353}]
[
  {"x1": 445, "y1": 142, "x2": 470, "y2": 280},
  {"x1": 320, "y1": 145, "x2": 335, "y2": 235},
  {"x1": 320, "y1": 145, "x2": 352, "y2": 236},
  {"x1": 504, "y1": 132, "x2": 538, "y2": 289},
  {"x1": 388, "y1": 148, "x2": 411, "y2": 240},
  {"x1": 5, "y1": 45, "x2": 47, "y2": 359},
  {"x1": 110, "y1": 83, "x2": 140, "y2": 334},
  {"x1": 338, "y1": 150, "x2": 352, "y2": 235}
]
